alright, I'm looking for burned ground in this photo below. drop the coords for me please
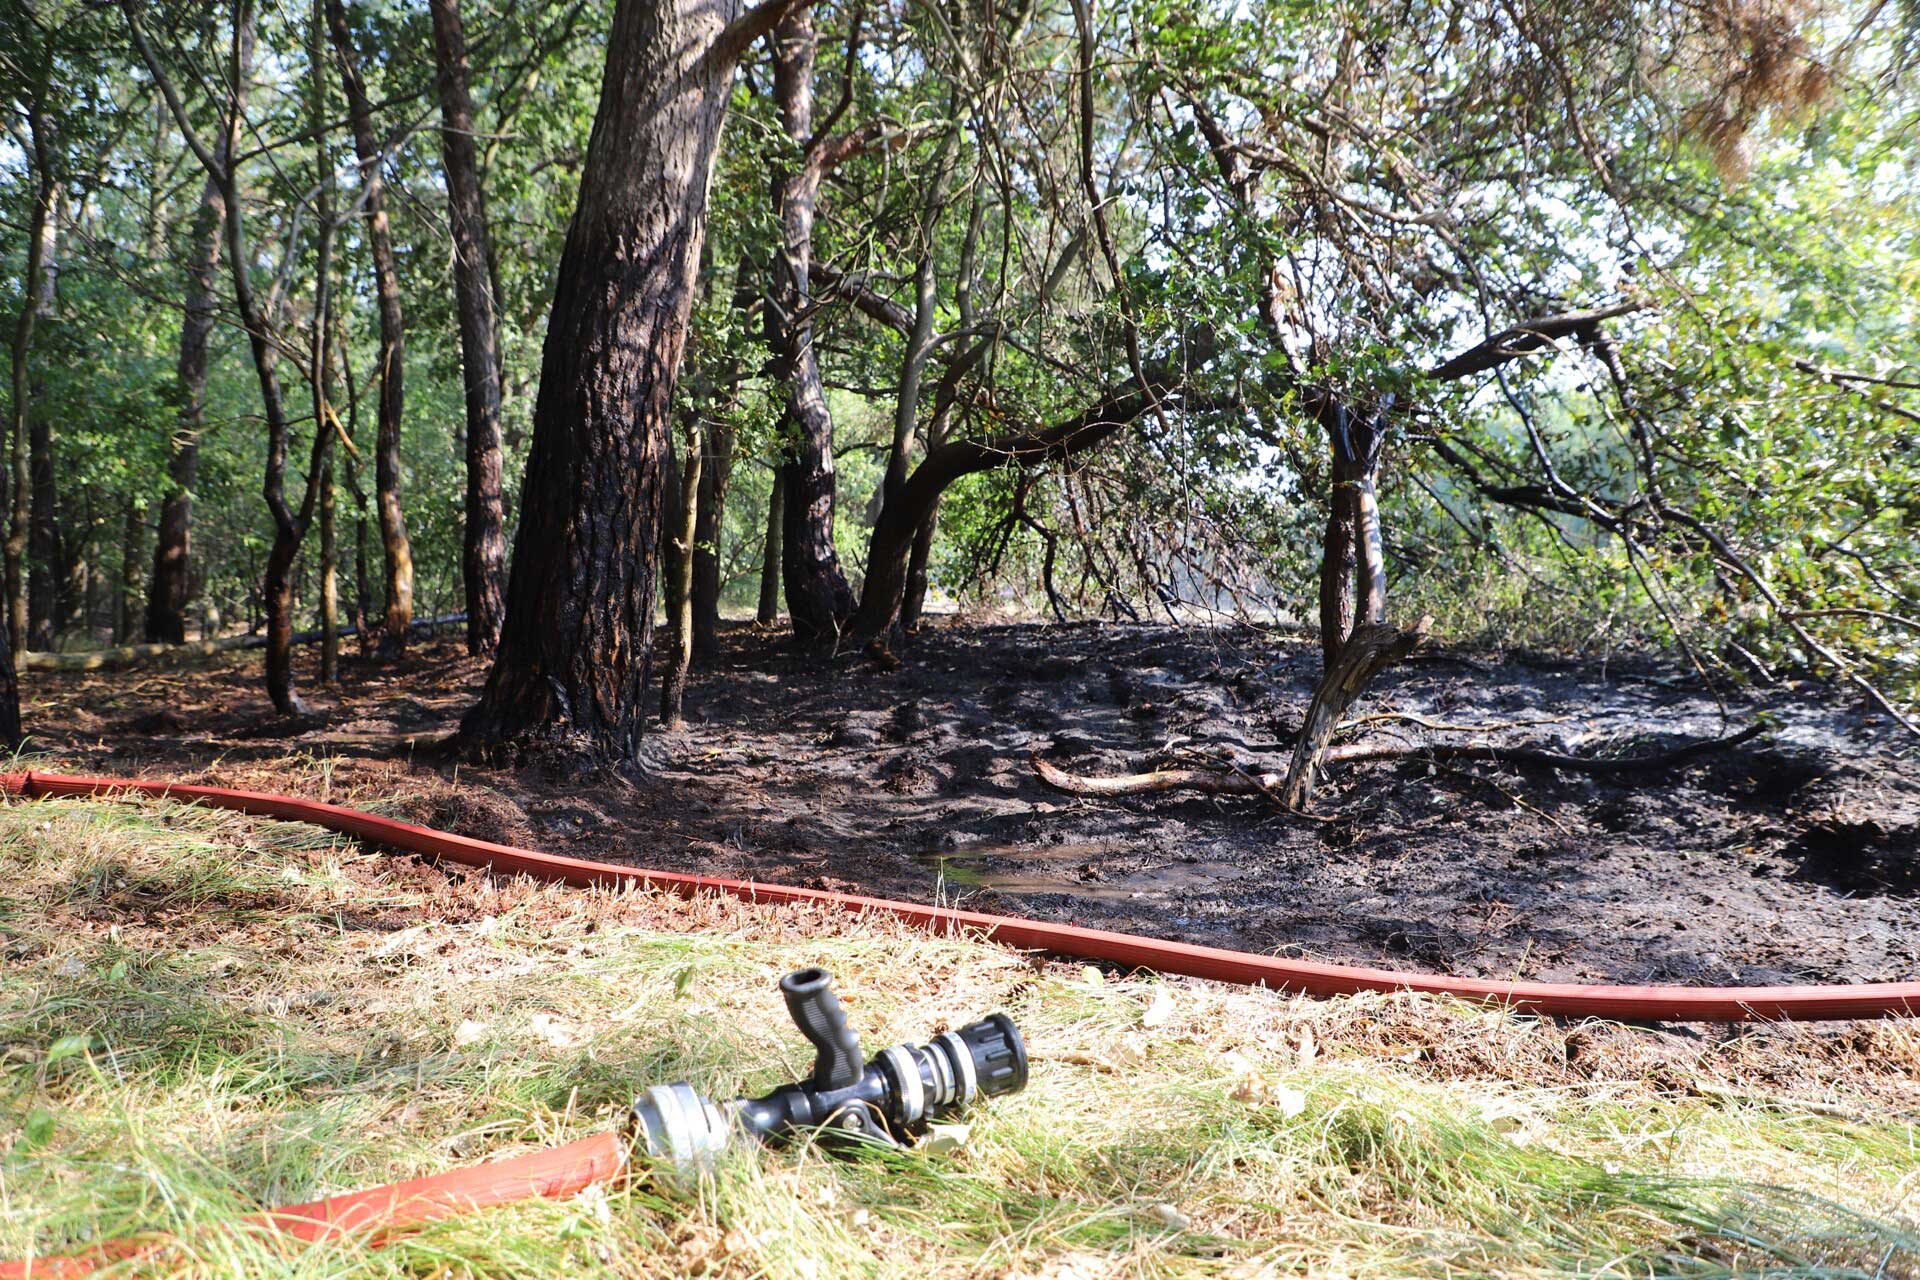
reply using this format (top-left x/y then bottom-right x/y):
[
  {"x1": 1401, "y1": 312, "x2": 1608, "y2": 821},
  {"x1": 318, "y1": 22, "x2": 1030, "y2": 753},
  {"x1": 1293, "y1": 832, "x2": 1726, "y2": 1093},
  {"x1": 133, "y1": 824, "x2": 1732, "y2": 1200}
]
[{"x1": 26, "y1": 619, "x2": 1919, "y2": 988}]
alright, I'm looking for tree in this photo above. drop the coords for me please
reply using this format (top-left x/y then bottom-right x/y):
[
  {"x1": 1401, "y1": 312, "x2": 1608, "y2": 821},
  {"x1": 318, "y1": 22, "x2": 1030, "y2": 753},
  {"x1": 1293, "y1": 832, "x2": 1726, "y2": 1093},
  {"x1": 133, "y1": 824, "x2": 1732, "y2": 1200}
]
[
  {"x1": 145, "y1": 163, "x2": 224, "y2": 643},
  {"x1": 323, "y1": 0, "x2": 413, "y2": 653},
  {"x1": 767, "y1": 5, "x2": 853, "y2": 646},
  {"x1": 427, "y1": 0, "x2": 508, "y2": 657},
  {"x1": 458, "y1": 0, "x2": 809, "y2": 758},
  {"x1": 126, "y1": 0, "x2": 332, "y2": 714},
  {"x1": 4, "y1": 16, "x2": 55, "y2": 656}
]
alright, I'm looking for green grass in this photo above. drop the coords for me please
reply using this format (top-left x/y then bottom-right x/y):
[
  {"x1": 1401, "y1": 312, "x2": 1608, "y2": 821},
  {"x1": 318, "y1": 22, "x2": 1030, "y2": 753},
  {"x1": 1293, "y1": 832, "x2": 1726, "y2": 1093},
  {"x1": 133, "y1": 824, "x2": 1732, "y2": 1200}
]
[{"x1": 1, "y1": 796, "x2": 1916, "y2": 1277}]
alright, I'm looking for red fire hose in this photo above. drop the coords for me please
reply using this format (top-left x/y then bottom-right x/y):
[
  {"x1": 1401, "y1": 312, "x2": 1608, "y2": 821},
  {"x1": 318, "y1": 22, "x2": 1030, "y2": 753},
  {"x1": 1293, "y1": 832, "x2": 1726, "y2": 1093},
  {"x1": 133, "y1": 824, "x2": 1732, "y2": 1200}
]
[
  {"x1": 1, "y1": 1134, "x2": 627, "y2": 1279},
  {"x1": 2, "y1": 768, "x2": 1914, "y2": 1275}
]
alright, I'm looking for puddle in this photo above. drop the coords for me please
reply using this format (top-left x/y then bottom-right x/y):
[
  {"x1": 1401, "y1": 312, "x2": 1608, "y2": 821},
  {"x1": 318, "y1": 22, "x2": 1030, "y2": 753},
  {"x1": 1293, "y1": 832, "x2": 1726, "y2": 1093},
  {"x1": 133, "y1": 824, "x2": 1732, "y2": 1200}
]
[{"x1": 919, "y1": 841, "x2": 1244, "y2": 903}]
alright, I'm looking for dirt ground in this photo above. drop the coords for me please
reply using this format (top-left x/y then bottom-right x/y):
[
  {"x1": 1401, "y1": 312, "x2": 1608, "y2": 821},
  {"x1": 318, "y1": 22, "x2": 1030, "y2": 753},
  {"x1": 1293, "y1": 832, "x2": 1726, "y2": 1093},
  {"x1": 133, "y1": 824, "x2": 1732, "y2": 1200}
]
[{"x1": 23, "y1": 618, "x2": 1919, "y2": 988}]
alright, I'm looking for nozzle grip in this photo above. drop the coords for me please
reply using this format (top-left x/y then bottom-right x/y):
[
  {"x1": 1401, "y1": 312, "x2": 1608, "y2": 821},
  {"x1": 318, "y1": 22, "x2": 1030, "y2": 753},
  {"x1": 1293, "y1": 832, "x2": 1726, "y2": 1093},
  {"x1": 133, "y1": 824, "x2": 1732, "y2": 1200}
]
[{"x1": 780, "y1": 968, "x2": 863, "y2": 1091}]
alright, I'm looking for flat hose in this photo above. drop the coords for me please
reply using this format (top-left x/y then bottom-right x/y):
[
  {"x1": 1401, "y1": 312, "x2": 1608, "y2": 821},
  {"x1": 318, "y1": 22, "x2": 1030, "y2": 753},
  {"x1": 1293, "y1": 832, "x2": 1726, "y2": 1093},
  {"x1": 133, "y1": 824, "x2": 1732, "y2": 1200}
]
[{"x1": 3, "y1": 770, "x2": 1912, "y2": 1022}]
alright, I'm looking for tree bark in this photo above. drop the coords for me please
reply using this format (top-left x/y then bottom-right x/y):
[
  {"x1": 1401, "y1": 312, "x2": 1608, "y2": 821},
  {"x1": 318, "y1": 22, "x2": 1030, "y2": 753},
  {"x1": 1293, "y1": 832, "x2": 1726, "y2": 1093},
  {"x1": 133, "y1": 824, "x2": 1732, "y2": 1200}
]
[
  {"x1": 0, "y1": 600, "x2": 17, "y2": 748},
  {"x1": 26, "y1": 195, "x2": 62, "y2": 650},
  {"x1": 117, "y1": 493, "x2": 145, "y2": 643},
  {"x1": 427, "y1": 0, "x2": 508, "y2": 657},
  {"x1": 6, "y1": 74, "x2": 54, "y2": 656},
  {"x1": 691, "y1": 412, "x2": 735, "y2": 657},
  {"x1": 147, "y1": 170, "x2": 225, "y2": 643},
  {"x1": 459, "y1": 0, "x2": 782, "y2": 758},
  {"x1": 757, "y1": 466, "x2": 784, "y2": 624},
  {"x1": 324, "y1": 0, "x2": 414, "y2": 651},
  {"x1": 769, "y1": 6, "x2": 853, "y2": 646},
  {"x1": 1282, "y1": 397, "x2": 1422, "y2": 810},
  {"x1": 659, "y1": 414, "x2": 702, "y2": 727},
  {"x1": 901, "y1": 502, "x2": 939, "y2": 627},
  {"x1": 319, "y1": 446, "x2": 339, "y2": 683}
]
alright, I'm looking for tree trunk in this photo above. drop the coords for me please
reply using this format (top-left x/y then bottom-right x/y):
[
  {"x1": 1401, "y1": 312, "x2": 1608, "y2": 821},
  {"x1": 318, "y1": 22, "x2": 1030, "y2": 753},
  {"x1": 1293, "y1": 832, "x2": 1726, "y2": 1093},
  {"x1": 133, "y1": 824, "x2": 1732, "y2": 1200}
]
[
  {"x1": 0, "y1": 601, "x2": 17, "y2": 748},
  {"x1": 147, "y1": 169, "x2": 224, "y2": 643},
  {"x1": 1282, "y1": 398, "x2": 1422, "y2": 810},
  {"x1": 5, "y1": 85, "x2": 53, "y2": 656},
  {"x1": 459, "y1": 0, "x2": 774, "y2": 758},
  {"x1": 117, "y1": 492, "x2": 144, "y2": 643},
  {"x1": 769, "y1": 7, "x2": 853, "y2": 646},
  {"x1": 319, "y1": 448, "x2": 339, "y2": 683},
  {"x1": 901, "y1": 502, "x2": 939, "y2": 627},
  {"x1": 659, "y1": 426, "x2": 686, "y2": 616},
  {"x1": 427, "y1": 0, "x2": 508, "y2": 657},
  {"x1": 849, "y1": 366, "x2": 1178, "y2": 640},
  {"x1": 691, "y1": 413, "x2": 735, "y2": 657},
  {"x1": 26, "y1": 197, "x2": 62, "y2": 650},
  {"x1": 324, "y1": 0, "x2": 414, "y2": 651},
  {"x1": 659, "y1": 415, "x2": 702, "y2": 727},
  {"x1": 757, "y1": 466, "x2": 784, "y2": 624}
]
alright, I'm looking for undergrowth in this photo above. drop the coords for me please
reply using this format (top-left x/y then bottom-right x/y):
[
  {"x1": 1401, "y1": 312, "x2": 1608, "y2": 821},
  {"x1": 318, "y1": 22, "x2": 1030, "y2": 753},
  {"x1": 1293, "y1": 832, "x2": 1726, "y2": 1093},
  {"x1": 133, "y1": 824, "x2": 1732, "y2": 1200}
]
[{"x1": 0, "y1": 797, "x2": 1915, "y2": 1277}]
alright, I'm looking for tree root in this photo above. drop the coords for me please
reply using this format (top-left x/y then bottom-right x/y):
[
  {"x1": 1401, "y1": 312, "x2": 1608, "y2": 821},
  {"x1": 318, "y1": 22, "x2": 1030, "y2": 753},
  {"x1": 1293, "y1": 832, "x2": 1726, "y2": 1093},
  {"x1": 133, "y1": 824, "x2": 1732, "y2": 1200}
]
[{"x1": 1031, "y1": 723, "x2": 1764, "y2": 801}]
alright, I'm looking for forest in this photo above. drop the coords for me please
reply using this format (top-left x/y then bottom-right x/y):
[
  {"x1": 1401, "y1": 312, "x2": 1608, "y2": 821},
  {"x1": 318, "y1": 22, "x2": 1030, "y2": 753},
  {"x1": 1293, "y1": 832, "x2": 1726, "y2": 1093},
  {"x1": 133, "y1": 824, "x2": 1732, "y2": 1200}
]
[{"x1": 2, "y1": 0, "x2": 1919, "y2": 1273}]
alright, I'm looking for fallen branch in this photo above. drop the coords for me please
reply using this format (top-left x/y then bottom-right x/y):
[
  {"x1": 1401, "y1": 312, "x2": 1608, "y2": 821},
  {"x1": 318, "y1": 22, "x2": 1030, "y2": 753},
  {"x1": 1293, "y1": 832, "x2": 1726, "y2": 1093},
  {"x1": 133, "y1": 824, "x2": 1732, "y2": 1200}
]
[
  {"x1": 1031, "y1": 724, "x2": 1764, "y2": 800},
  {"x1": 1340, "y1": 711, "x2": 1579, "y2": 734}
]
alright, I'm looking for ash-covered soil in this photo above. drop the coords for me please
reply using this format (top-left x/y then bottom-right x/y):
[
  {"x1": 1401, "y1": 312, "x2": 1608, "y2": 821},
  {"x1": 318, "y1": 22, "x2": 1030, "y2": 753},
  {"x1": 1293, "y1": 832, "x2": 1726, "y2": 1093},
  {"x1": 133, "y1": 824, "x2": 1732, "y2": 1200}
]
[{"x1": 30, "y1": 619, "x2": 1920, "y2": 988}]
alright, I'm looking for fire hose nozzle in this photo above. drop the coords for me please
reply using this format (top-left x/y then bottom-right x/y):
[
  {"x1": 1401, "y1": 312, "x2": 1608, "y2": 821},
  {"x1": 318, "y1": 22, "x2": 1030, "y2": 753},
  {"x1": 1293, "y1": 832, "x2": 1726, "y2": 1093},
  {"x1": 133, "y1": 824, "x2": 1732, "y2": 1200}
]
[{"x1": 629, "y1": 968, "x2": 1028, "y2": 1176}]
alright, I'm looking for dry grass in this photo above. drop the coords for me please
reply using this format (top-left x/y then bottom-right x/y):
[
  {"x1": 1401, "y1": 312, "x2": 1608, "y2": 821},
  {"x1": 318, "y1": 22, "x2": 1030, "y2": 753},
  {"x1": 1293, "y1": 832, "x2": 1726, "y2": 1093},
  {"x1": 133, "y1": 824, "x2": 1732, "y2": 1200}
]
[{"x1": 1, "y1": 794, "x2": 1916, "y2": 1278}]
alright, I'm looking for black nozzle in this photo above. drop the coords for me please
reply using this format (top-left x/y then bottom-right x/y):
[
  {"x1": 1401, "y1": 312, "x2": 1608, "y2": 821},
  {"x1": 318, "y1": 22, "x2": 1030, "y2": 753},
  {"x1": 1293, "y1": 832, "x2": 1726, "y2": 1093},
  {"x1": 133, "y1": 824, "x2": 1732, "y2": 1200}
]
[
  {"x1": 954, "y1": 1013, "x2": 1027, "y2": 1099},
  {"x1": 779, "y1": 968, "x2": 864, "y2": 1092}
]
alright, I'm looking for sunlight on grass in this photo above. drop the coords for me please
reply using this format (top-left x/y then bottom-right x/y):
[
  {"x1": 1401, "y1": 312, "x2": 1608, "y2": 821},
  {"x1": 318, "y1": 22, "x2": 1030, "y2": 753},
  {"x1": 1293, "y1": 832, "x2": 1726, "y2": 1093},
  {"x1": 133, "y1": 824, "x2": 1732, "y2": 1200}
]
[{"x1": 0, "y1": 796, "x2": 1915, "y2": 1277}]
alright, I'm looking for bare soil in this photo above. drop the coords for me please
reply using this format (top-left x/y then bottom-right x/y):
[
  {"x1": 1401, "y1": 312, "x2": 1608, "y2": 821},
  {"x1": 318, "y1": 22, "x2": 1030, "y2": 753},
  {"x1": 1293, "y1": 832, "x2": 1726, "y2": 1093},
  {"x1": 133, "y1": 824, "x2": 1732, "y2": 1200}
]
[{"x1": 26, "y1": 618, "x2": 1919, "y2": 988}]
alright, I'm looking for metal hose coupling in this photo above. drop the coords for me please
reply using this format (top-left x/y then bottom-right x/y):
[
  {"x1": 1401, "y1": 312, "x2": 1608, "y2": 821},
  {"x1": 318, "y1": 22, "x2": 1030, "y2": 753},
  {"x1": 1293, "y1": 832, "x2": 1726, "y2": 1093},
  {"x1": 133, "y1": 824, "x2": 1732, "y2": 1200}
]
[{"x1": 628, "y1": 967, "x2": 1027, "y2": 1175}]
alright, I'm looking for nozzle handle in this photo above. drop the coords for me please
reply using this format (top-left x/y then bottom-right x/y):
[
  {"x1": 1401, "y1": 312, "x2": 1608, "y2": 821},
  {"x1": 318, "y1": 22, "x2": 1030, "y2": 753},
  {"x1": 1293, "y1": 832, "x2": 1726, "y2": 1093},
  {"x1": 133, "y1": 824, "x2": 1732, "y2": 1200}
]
[{"x1": 779, "y1": 968, "x2": 863, "y2": 1091}]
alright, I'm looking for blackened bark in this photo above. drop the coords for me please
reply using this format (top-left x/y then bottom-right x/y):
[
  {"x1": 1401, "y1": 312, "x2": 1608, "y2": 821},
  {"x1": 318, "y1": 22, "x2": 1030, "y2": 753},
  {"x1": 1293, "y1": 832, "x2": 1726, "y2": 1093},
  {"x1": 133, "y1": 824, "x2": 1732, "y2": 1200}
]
[
  {"x1": 147, "y1": 170, "x2": 224, "y2": 643},
  {"x1": 0, "y1": 607, "x2": 17, "y2": 747},
  {"x1": 901, "y1": 501, "x2": 939, "y2": 627},
  {"x1": 428, "y1": 0, "x2": 507, "y2": 656},
  {"x1": 460, "y1": 0, "x2": 764, "y2": 758},
  {"x1": 1284, "y1": 396, "x2": 1421, "y2": 810},
  {"x1": 769, "y1": 7, "x2": 852, "y2": 646},
  {"x1": 757, "y1": 466, "x2": 784, "y2": 624},
  {"x1": 324, "y1": 0, "x2": 414, "y2": 649}
]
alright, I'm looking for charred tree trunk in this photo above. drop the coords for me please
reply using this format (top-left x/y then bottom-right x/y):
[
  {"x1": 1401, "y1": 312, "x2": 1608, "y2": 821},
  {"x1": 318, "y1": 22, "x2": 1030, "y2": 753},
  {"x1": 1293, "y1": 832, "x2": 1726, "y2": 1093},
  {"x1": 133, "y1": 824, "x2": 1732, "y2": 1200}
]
[
  {"x1": 428, "y1": 0, "x2": 507, "y2": 657},
  {"x1": 459, "y1": 0, "x2": 782, "y2": 758},
  {"x1": 147, "y1": 169, "x2": 225, "y2": 643},
  {"x1": 769, "y1": 7, "x2": 853, "y2": 646},
  {"x1": 901, "y1": 504, "x2": 939, "y2": 627},
  {"x1": 0, "y1": 610, "x2": 16, "y2": 746},
  {"x1": 1282, "y1": 397, "x2": 1425, "y2": 810},
  {"x1": 324, "y1": 0, "x2": 414, "y2": 651},
  {"x1": 757, "y1": 466, "x2": 784, "y2": 624},
  {"x1": 659, "y1": 414, "x2": 702, "y2": 727}
]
